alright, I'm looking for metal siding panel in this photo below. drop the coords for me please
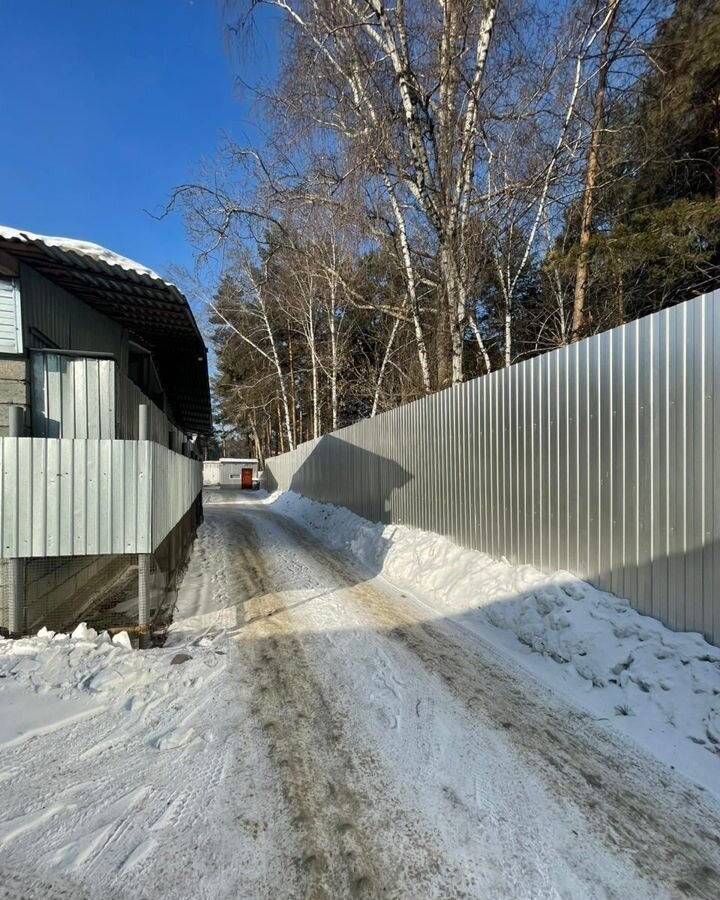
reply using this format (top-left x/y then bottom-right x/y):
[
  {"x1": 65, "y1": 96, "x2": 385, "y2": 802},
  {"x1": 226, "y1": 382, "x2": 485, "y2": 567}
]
[
  {"x1": 479, "y1": 380, "x2": 487, "y2": 553},
  {"x1": 652, "y1": 309, "x2": 670, "y2": 626},
  {"x1": 61, "y1": 359, "x2": 74, "y2": 439},
  {"x1": 566, "y1": 344, "x2": 579, "y2": 574},
  {"x1": 450, "y1": 387, "x2": 460, "y2": 544},
  {"x1": 595, "y1": 329, "x2": 611, "y2": 591},
  {"x1": 72, "y1": 438, "x2": 87, "y2": 555},
  {"x1": 498, "y1": 371, "x2": 507, "y2": 557},
  {"x1": 506, "y1": 367, "x2": 515, "y2": 560},
  {"x1": 76, "y1": 358, "x2": 88, "y2": 439},
  {"x1": 45, "y1": 440, "x2": 61, "y2": 556},
  {"x1": 521, "y1": 360, "x2": 531, "y2": 563},
  {"x1": 637, "y1": 315, "x2": 654, "y2": 615},
  {"x1": 428, "y1": 394, "x2": 437, "y2": 536},
  {"x1": 609, "y1": 327, "x2": 623, "y2": 596},
  {"x1": 31, "y1": 438, "x2": 47, "y2": 556},
  {"x1": 443, "y1": 388, "x2": 453, "y2": 540},
  {"x1": 466, "y1": 382, "x2": 476, "y2": 550},
  {"x1": 532, "y1": 358, "x2": 543, "y2": 568},
  {"x1": 506, "y1": 367, "x2": 516, "y2": 562},
  {"x1": 546, "y1": 351, "x2": 559, "y2": 571},
  {"x1": 587, "y1": 332, "x2": 603, "y2": 583},
  {"x1": 668, "y1": 302, "x2": 688, "y2": 631},
  {"x1": 85, "y1": 439, "x2": 100, "y2": 554},
  {"x1": 86, "y1": 359, "x2": 99, "y2": 439},
  {"x1": 546, "y1": 353, "x2": 555, "y2": 568},
  {"x1": 46, "y1": 354, "x2": 62, "y2": 439},
  {"x1": 686, "y1": 298, "x2": 705, "y2": 634},
  {"x1": 17, "y1": 438, "x2": 33, "y2": 556},
  {"x1": 111, "y1": 441, "x2": 126, "y2": 554},
  {"x1": 99, "y1": 440, "x2": 113, "y2": 553},
  {"x1": 2, "y1": 439, "x2": 19, "y2": 556},
  {"x1": 707, "y1": 295, "x2": 720, "y2": 643},
  {"x1": 59, "y1": 440, "x2": 74, "y2": 555},
  {"x1": 496, "y1": 371, "x2": 504, "y2": 559},
  {"x1": 524, "y1": 361, "x2": 534, "y2": 567},
  {"x1": 556, "y1": 348, "x2": 568, "y2": 572},
  {"x1": 625, "y1": 321, "x2": 640, "y2": 603}
]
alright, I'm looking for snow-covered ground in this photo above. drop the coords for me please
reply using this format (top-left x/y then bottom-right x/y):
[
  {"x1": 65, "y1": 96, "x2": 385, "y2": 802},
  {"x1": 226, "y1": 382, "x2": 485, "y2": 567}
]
[
  {"x1": 1, "y1": 489, "x2": 719, "y2": 899},
  {"x1": 269, "y1": 491, "x2": 720, "y2": 797}
]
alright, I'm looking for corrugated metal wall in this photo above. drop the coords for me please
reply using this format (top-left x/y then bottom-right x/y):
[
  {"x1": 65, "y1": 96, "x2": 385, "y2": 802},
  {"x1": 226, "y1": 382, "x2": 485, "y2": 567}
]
[
  {"x1": 30, "y1": 351, "x2": 185, "y2": 448},
  {"x1": 20, "y1": 263, "x2": 128, "y2": 368},
  {"x1": 264, "y1": 291, "x2": 720, "y2": 644},
  {"x1": 116, "y1": 370, "x2": 185, "y2": 447},
  {"x1": 0, "y1": 438, "x2": 201, "y2": 557},
  {"x1": 151, "y1": 444, "x2": 203, "y2": 550},
  {"x1": 30, "y1": 352, "x2": 116, "y2": 438}
]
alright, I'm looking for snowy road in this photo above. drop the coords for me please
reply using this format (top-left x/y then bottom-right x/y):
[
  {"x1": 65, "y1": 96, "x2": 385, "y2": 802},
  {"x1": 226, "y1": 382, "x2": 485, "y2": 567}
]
[
  {"x1": 176, "y1": 494, "x2": 720, "y2": 899},
  {"x1": 2, "y1": 492, "x2": 720, "y2": 899}
]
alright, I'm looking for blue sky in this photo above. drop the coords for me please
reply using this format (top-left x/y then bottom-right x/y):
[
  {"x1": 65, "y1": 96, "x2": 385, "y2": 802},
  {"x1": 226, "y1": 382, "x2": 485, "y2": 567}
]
[{"x1": 1, "y1": 0, "x2": 278, "y2": 280}]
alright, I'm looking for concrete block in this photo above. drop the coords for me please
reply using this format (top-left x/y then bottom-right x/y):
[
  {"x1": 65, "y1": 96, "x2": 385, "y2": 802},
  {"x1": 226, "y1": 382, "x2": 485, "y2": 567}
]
[
  {"x1": 0, "y1": 380, "x2": 28, "y2": 405},
  {"x1": 0, "y1": 359, "x2": 27, "y2": 381}
]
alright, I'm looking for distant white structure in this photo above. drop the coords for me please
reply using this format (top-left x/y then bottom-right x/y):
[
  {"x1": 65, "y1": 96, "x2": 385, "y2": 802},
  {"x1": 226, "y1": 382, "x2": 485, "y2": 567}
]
[
  {"x1": 204, "y1": 458, "x2": 260, "y2": 489},
  {"x1": 202, "y1": 460, "x2": 221, "y2": 486}
]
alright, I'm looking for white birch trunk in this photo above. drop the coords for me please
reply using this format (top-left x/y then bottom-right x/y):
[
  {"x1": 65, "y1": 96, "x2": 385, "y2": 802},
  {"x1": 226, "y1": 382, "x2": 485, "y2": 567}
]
[
  {"x1": 371, "y1": 315, "x2": 401, "y2": 417},
  {"x1": 385, "y1": 178, "x2": 432, "y2": 394}
]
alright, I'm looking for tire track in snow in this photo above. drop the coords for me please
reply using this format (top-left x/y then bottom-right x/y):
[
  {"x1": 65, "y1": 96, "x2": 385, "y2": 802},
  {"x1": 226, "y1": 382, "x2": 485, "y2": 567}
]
[
  {"x1": 224, "y1": 510, "x2": 473, "y2": 899},
  {"x1": 245, "y1": 502, "x2": 720, "y2": 899}
]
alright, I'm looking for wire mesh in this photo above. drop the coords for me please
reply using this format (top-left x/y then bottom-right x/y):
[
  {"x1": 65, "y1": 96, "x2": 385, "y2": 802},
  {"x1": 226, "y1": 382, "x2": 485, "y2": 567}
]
[{"x1": 0, "y1": 498, "x2": 202, "y2": 640}]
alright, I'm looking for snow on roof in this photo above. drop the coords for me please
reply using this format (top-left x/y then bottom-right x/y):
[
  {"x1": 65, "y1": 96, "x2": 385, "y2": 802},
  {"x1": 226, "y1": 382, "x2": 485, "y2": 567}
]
[
  {"x1": 0, "y1": 224, "x2": 213, "y2": 435},
  {"x1": 0, "y1": 225, "x2": 167, "y2": 285}
]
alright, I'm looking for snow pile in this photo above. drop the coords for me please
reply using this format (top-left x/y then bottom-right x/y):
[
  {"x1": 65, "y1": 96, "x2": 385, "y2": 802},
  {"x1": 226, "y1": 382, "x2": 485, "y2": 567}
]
[
  {"x1": 269, "y1": 490, "x2": 720, "y2": 792},
  {"x1": 0, "y1": 622, "x2": 229, "y2": 723}
]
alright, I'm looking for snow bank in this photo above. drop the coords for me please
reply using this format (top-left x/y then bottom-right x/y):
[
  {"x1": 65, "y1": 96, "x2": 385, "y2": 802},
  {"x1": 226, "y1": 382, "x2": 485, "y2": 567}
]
[
  {"x1": 269, "y1": 490, "x2": 720, "y2": 795},
  {"x1": 0, "y1": 623, "x2": 229, "y2": 747}
]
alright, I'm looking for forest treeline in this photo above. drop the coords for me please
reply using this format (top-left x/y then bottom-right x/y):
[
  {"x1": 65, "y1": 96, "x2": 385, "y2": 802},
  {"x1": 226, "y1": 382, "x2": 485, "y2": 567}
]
[{"x1": 177, "y1": 0, "x2": 720, "y2": 462}]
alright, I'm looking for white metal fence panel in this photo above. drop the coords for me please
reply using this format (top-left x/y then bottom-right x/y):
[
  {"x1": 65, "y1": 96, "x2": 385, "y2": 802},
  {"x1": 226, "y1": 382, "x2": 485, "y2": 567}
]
[
  {"x1": 30, "y1": 352, "x2": 116, "y2": 438},
  {"x1": 264, "y1": 291, "x2": 720, "y2": 644},
  {"x1": 203, "y1": 460, "x2": 220, "y2": 485},
  {"x1": 116, "y1": 370, "x2": 185, "y2": 448},
  {"x1": 150, "y1": 444, "x2": 203, "y2": 550},
  {"x1": 0, "y1": 438, "x2": 201, "y2": 557},
  {"x1": 29, "y1": 352, "x2": 186, "y2": 449}
]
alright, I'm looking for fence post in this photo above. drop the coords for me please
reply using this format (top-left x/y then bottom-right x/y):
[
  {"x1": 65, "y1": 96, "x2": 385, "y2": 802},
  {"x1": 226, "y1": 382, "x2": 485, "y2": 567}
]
[
  {"x1": 137, "y1": 405, "x2": 151, "y2": 639},
  {"x1": 7, "y1": 405, "x2": 25, "y2": 636}
]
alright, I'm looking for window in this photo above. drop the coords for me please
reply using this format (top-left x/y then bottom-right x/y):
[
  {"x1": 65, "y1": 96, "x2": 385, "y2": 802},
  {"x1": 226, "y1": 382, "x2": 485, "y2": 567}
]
[{"x1": 0, "y1": 277, "x2": 23, "y2": 354}]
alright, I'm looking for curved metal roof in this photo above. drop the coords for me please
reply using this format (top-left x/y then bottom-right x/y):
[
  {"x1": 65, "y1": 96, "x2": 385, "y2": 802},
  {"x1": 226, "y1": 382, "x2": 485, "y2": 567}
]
[{"x1": 0, "y1": 226, "x2": 212, "y2": 435}]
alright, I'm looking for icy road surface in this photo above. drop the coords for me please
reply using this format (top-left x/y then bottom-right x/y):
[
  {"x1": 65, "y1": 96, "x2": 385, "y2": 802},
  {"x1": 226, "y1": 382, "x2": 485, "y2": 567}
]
[{"x1": 2, "y1": 491, "x2": 720, "y2": 899}]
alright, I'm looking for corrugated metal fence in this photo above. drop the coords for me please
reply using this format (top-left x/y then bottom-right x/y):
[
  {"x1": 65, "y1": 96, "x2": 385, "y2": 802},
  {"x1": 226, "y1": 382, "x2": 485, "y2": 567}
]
[
  {"x1": 0, "y1": 438, "x2": 201, "y2": 557},
  {"x1": 30, "y1": 351, "x2": 187, "y2": 448},
  {"x1": 264, "y1": 291, "x2": 720, "y2": 645},
  {"x1": 30, "y1": 352, "x2": 116, "y2": 438}
]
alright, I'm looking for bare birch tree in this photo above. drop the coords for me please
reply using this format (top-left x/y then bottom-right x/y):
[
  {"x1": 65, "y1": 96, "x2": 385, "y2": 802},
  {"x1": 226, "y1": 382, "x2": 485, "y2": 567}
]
[{"x1": 229, "y1": 0, "x2": 504, "y2": 385}]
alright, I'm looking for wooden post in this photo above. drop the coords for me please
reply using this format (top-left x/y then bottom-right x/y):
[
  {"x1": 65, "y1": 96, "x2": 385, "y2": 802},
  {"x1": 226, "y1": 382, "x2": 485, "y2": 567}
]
[{"x1": 8, "y1": 406, "x2": 25, "y2": 636}]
